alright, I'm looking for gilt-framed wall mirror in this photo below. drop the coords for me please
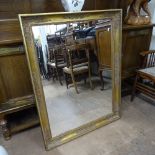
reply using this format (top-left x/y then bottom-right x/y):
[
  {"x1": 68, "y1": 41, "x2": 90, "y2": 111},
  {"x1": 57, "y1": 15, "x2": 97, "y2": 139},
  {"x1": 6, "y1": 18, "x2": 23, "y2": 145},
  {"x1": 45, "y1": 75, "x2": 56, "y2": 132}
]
[{"x1": 19, "y1": 10, "x2": 122, "y2": 150}]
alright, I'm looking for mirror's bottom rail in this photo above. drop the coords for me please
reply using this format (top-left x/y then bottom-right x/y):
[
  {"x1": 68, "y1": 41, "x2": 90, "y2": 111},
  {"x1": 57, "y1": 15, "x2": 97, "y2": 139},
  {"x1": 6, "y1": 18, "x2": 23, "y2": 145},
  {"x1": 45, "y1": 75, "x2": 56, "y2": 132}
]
[{"x1": 46, "y1": 113, "x2": 120, "y2": 150}]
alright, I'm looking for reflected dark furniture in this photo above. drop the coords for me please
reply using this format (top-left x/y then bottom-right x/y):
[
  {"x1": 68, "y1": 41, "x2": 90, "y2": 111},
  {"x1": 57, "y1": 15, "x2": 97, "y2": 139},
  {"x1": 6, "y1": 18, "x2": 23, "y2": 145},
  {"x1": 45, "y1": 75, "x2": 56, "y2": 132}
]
[
  {"x1": 47, "y1": 45, "x2": 66, "y2": 85},
  {"x1": 63, "y1": 43, "x2": 93, "y2": 94},
  {"x1": 131, "y1": 50, "x2": 155, "y2": 101},
  {"x1": 95, "y1": 25, "x2": 111, "y2": 90}
]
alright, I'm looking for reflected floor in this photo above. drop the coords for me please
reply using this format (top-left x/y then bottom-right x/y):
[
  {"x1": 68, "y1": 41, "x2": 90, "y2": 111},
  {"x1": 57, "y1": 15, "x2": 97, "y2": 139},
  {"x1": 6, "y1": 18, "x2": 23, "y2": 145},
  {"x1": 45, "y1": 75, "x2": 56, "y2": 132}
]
[{"x1": 42, "y1": 77, "x2": 112, "y2": 137}]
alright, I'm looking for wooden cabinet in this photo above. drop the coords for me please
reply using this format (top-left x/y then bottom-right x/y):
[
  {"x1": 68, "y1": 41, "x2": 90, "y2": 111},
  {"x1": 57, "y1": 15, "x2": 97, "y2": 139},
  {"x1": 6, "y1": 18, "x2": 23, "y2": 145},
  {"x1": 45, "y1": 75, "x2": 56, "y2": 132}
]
[
  {"x1": 0, "y1": 49, "x2": 33, "y2": 101},
  {"x1": 0, "y1": 43, "x2": 39, "y2": 140},
  {"x1": 0, "y1": 18, "x2": 38, "y2": 139}
]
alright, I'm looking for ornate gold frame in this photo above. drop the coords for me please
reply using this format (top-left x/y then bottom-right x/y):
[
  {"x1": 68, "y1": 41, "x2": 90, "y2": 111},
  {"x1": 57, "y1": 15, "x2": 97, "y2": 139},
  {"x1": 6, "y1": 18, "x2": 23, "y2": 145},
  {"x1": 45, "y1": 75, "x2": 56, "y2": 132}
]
[{"x1": 19, "y1": 10, "x2": 122, "y2": 150}]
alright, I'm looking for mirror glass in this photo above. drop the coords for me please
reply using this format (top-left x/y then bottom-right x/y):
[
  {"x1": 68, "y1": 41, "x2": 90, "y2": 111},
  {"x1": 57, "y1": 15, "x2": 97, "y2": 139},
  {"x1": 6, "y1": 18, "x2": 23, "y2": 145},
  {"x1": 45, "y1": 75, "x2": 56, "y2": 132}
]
[{"x1": 32, "y1": 20, "x2": 112, "y2": 137}]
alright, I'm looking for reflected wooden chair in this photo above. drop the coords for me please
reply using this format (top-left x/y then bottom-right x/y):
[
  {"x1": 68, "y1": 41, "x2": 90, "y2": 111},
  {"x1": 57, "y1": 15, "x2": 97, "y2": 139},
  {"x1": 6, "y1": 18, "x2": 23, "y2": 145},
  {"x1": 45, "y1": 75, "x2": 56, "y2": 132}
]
[
  {"x1": 63, "y1": 42, "x2": 93, "y2": 94},
  {"x1": 95, "y1": 24, "x2": 111, "y2": 90},
  {"x1": 131, "y1": 50, "x2": 155, "y2": 101},
  {"x1": 47, "y1": 45, "x2": 66, "y2": 85}
]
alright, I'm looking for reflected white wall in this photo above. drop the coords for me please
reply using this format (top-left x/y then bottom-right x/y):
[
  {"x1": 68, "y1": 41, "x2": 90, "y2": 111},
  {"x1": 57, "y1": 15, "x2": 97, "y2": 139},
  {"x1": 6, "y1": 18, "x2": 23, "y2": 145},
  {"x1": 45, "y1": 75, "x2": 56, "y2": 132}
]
[
  {"x1": 33, "y1": 25, "x2": 66, "y2": 37},
  {"x1": 32, "y1": 26, "x2": 48, "y2": 72},
  {"x1": 32, "y1": 24, "x2": 67, "y2": 73}
]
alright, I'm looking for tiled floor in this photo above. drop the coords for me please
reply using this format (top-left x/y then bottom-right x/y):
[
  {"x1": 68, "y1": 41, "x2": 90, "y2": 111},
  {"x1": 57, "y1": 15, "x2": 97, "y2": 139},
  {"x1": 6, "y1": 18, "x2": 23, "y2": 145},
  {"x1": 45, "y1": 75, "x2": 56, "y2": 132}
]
[
  {"x1": 1, "y1": 95, "x2": 155, "y2": 155},
  {"x1": 43, "y1": 78, "x2": 112, "y2": 136}
]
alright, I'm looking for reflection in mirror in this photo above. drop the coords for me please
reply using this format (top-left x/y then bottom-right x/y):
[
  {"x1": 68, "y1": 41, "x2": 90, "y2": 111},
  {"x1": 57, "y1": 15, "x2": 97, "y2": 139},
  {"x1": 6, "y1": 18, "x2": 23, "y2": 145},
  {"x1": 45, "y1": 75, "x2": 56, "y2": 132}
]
[{"x1": 32, "y1": 20, "x2": 112, "y2": 137}]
